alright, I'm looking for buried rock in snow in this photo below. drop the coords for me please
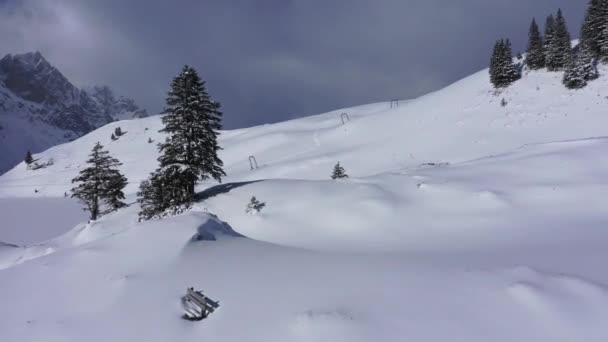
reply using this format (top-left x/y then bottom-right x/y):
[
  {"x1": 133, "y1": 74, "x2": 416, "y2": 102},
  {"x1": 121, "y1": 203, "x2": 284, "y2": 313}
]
[{"x1": 191, "y1": 214, "x2": 243, "y2": 241}]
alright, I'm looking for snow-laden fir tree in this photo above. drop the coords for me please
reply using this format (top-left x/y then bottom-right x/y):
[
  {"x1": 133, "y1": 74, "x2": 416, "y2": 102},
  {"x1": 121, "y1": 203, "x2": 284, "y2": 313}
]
[
  {"x1": 71, "y1": 142, "x2": 128, "y2": 220},
  {"x1": 24, "y1": 150, "x2": 34, "y2": 165},
  {"x1": 547, "y1": 9, "x2": 573, "y2": 71},
  {"x1": 563, "y1": 41, "x2": 598, "y2": 89},
  {"x1": 581, "y1": 0, "x2": 608, "y2": 56},
  {"x1": 544, "y1": 14, "x2": 556, "y2": 59},
  {"x1": 489, "y1": 40, "x2": 501, "y2": 86},
  {"x1": 563, "y1": 58, "x2": 587, "y2": 89},
  {"x1": 137, "y1": 65, "x2": 225, "y2": 220},
  {"x1": 526, "y1": 18, "x2": 545, "y2": 69},
  {"x1": 600, "y1": 24, "x2": 608, "y2": 62},
  {"x1": 331, "y1": 162, "x2": 348, "y2": 179},
  {"x1": 246, "y1": 196, "x2": 266, "y2": 215},
  {"x1": 579, "y1": 41, "x2": 600, "y2": 81},
  {"x1": 489, "y1": 39, "x2": 520, "y2": 88}
]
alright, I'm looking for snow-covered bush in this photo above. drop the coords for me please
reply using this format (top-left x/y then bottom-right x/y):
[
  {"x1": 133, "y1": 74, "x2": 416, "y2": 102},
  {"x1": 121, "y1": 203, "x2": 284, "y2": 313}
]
[
  {"x1": 331, "y1": 162, "x2": 348, "y2": 179},
  {"x1": 246, "y1": 196, "x2": 266, "y2": 215}
]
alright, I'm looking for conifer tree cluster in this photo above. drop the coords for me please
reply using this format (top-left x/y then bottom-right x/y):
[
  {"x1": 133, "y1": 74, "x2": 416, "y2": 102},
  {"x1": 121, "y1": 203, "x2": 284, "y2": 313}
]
[
  {"x1": 489, "y1": 39, "x2": 520, "y2": 88},
  {"x1": 502, "y1": 3, "x2": 608, "y2": 90},
  {"x1": 71, "y1": 142, "x2": 128, "y2": 220},
  {"x1": 138, "y1": 66, "x2": 225, "y2": 221}
]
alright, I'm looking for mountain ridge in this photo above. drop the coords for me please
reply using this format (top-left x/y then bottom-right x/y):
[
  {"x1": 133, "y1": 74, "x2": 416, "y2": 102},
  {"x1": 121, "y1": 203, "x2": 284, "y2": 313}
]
[{"x1": 0, "y1": 51, "x2": 148, "y2": 174}]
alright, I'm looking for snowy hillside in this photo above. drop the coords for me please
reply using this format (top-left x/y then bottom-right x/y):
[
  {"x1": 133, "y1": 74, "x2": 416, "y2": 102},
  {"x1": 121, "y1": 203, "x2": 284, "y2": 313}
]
[
  {"x1": 2, "y1": 63, "x2": 608, "y2": 341},
  {"x1": 0, "y1": 52, "x2": 147, "y2": 174}
]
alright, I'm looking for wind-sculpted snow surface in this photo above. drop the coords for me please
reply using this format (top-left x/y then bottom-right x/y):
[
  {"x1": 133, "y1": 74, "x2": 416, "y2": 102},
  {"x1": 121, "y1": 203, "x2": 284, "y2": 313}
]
[{"x1": 1, "y1": 213, "x2": 608, "y2": 341}]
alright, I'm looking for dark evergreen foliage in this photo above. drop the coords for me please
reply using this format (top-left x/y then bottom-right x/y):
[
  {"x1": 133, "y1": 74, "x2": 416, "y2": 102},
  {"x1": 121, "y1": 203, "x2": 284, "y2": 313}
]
[
  {"x1": 526, "y1": 18, "x2": 545, "y2": 69},
  {"x1": 137, "y1": 65, "x2": 226, "y2": 220},
  {"x1": 25, "y1": 150, "x2": 34, "y2": 165},
  {"x1": 600, "y1": 24, "x2": 608, "y2": 62},
  {"x1": 115, "y1": 127, "x2": 123, "y2": 137},
  {"x1": 564, "y1": 41, "x2": 599, "y2": 89},
  {"x1": 331, "y1": 162, "x2": 349, "y2": 179},
  {"x1": 71, "y1": 142, "x2": 128, "y2": 220},
  {"x1": 581, "y1": 0, "x2": 608, "y2": 56},
  {"x1": 246, "y1": 196, "x2": 266, "y2": 214},
  {"x1": 547, "y1": 9, "x2": 573, "y2": 71},
  {"x1": 489, "y1": 39, "x2": 520, "y2": 88},
  {"x1": 544, "y1": 14, "x2": 556, "y2": 57}
]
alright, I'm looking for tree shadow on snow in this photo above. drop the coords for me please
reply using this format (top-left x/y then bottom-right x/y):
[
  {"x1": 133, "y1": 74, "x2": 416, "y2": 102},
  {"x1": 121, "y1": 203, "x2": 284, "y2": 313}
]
[{"x1": 194, "y1": 180, "x2": 263, "y2": 202}]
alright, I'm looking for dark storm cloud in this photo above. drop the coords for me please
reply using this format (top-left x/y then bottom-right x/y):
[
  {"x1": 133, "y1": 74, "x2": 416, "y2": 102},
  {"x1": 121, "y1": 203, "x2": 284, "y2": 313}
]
[{"x1": 0, "y1": 0, "x2": 586, "y2": 128}]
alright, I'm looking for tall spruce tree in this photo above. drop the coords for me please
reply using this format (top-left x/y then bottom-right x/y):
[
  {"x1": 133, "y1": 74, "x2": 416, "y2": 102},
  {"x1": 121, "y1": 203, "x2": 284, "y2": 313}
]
[
  {"x1": 526, "y1": 18, "x2": 545, "y2": 69},
  {"x1": 581, "y1": 0, "x2": 608, "y2": 55},
  {"x1": 489, "y1": 40, "x2": 503, "y2": 86},
  {"x1": 600, "y1": 24, "x2": 608, "y2": 62},
  {"x1": 547, "y1": 9, "x2": 573, "y2": 71},
  {"x1": 490, "y1": 39, "x2": 520, "y2": 88},
  {"x1": 137, "y1": 66, "x2": 226, "y2": 220},
  {"x1": 71, "y1": 142, "x2": 128, "y2": 220},
  {"x1": 544, "y1": 14, "x2": 556, "y2": 61}
]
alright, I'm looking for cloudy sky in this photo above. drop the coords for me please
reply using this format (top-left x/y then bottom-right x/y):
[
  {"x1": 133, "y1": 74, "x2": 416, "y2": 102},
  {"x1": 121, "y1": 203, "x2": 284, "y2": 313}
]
[{"x1": 0, "y1": 0, "x2": 587, "y2": 128}]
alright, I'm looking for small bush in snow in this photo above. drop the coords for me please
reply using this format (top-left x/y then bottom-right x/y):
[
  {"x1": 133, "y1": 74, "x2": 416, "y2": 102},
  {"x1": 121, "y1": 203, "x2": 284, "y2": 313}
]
[
  {"x1": 331, "y1": 162, "x2": 348, "y2": 179},
  {"x1": 500, "y1": 98, "x2": 508, "y2": 107},
  {"x1": 115, "y1": 127, "x2": 124, "y2": 136},
  {"x1": 148, "y1": 137, "x2": 154, "y2": 144},
  {"x1": 246, "y1": 196, "x2": 266, "y2": 215},
  {"x1": 25, "y1": 150, "x2": 34, "y2": 165}
]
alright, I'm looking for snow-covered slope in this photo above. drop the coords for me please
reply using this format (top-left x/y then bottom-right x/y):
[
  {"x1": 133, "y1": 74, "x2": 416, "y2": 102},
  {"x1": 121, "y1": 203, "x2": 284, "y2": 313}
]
[
  {"x1": 0, "y1": 52, "x2": 147, "y2": 174},
  {"x1": 2, "y1": 63, "x2": 608, "y2": 341},
  {"x1": 2, "y1": 64, "x2": 608, "y2": 196}
]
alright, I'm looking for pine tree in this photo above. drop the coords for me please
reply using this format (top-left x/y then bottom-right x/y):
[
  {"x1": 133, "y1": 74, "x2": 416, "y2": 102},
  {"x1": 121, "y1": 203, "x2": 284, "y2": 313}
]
[
  {"x1": 490, "y1": 39, "x2": 520, "y2": 88},
  {"x1": 526, "y1": 18, "x2": 545, "y2": 69},
  {"x1": 563, "y1": 42, "x2": 598, "y2": 89},
  {"x1": 71, "y1": 142, "x2": 128, "y2": 220},
  {"x1": 581, "y1": 0, "x2": 608, "y2": 55},
  {"x1": 158, "y1": 65, "x2": 225, "y2": 198},
  {"x1": 580, "y1": 41, "x2": 600, "y2": 80},
  {"x1": 600, "y1": 24, "x2": 608, "y2": 62},
  {"x1": 563, "y1": 59, "x2": 587, "y2": 89},
  {"x1": 489, "y1": 40, "x2": 502, "y2": 86},
  {"x1": 114, "y1": 127, "x2": 123, "y2": 137},
  {"x1": 544, "y1": 15, "x2": 556, "y2": 68},
  {"x1": 137, "y1": 65, "x2": 226, "y2": 220},
  {"x1": 331, "y1": 162, "x2": 348, "y2": 179},
  {"x1": 548, "y1": 9, "x2": 573, "y2": 71},
  {"x1": 24, "y1": 150, "x2": 34, "y2": 165},
  {"x1": 246, "y1": 196, "x2": 266, "y2": 214}
]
